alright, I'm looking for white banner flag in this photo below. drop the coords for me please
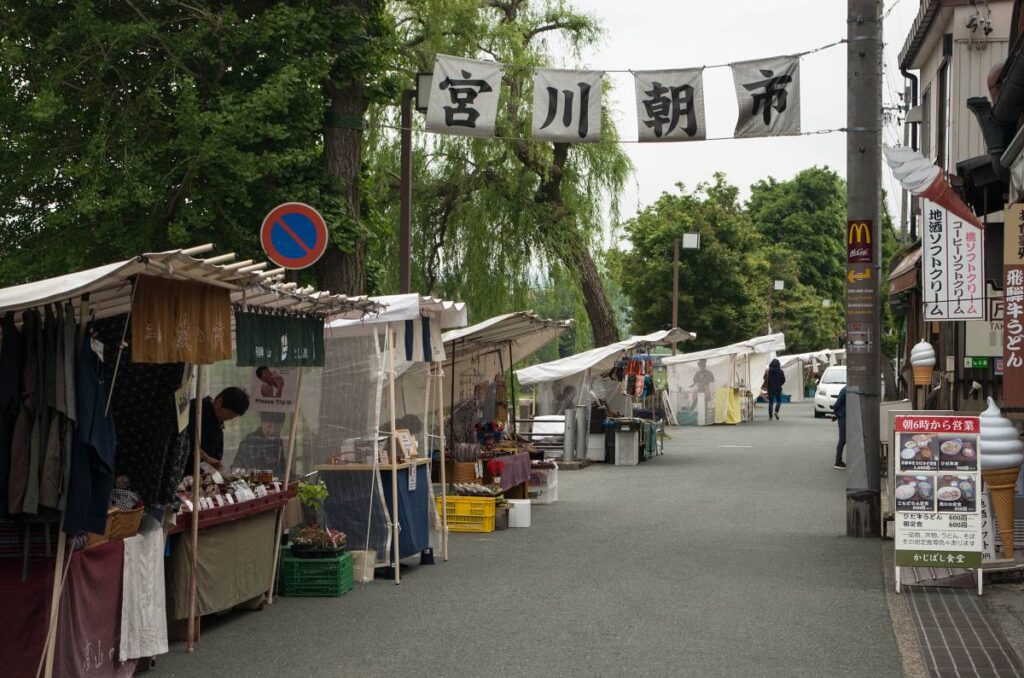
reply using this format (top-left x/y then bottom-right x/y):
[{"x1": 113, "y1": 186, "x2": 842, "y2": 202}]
[
  {"x1": 731, "y1": 56, "x2": 800, "y2": 138},
  {"x1": 426, "y1": 55, "x2": 504, "y2": 138},
  {"x1": 921, "y1": 199, "x2": 986, "y2": 321},
  {"x1": 634, "y1": 69, "x2": 706, "y2": 142},
  {"x1": 531, "y1": 68, "x2": 603, "y2": 142}
]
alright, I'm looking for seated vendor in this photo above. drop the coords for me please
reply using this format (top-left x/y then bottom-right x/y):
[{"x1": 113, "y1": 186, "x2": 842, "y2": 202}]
[
  {"x1": 184, "y1": 387, "x2": 250, "y2": 474},
  {"x1": 234, "y1": 410, "x2": 287, "y2": 479}
]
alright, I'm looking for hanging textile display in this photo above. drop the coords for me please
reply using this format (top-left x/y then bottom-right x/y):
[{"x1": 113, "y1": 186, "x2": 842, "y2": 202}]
[
  {"x1": 531, "y1": 68, "x2": 603, "y2": 142},
  {"x1": 234, "y1": 311, "x2": 325, "y2": 368},
  {"x1": 131, "y1": 275, "x2": 232, "y2": 364},
  {"x1": 426, "y1": 54, "x2": 504, "y2": 138},
  {"x1": 634, "y1": 68, "x2": 706, "y2": 142},
  {"x1": 731, "y1": 55, "x2": 801, "y2": 138}
]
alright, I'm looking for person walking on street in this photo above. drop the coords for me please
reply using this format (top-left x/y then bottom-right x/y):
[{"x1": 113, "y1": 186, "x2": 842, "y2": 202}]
[
  {"x1": 832, "y1": 386, "x2": 847, "y2": 469},
  {"x1": 764, "y1": 358, "x2": 786, "y2": 420}
]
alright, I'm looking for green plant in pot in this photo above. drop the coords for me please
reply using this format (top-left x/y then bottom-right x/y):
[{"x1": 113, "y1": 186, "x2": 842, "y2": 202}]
[{"x1": 291, "y1": 481, "x2": 345, "y2": 558}]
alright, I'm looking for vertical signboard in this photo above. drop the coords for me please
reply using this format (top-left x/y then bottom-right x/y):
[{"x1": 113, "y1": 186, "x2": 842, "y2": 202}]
[
  {"x1": 846, "y1": 219, "x2": 876, "y2": 376},
  {"x1": 1003, "y1": 203, "x2": 1024, "y2": 406},
  {"x1": 893, "y1": 414, "x2": 982, "y2": 568},
  {"x1": 921, "y1": 199, "x2": 985, "y2": 321}
]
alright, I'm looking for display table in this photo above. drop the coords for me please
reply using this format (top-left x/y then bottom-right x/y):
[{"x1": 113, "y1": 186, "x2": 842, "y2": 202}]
[
  {"x1": 168, "y1": 486, "x2": 296, "y2": 631},
  {"x1": 482, "y1": 452, "x2": 530, "y2": 499},
  {"x1": 316, "y1": 458, "x2": 433, "y2": 562}
]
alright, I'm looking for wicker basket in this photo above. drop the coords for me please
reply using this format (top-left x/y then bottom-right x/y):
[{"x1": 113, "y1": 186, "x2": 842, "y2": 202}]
[
  {"x1": 451, "y1": 461, "x2": 480, "y2": 484},
  {"x1": 86, "y1": 503, "x2": 144, "y2": 549}
]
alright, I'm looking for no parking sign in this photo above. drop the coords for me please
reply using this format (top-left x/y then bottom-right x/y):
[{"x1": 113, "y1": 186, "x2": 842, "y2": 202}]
[{"x1": 260, "y1": 202, "x2": 329, "y2": 270}]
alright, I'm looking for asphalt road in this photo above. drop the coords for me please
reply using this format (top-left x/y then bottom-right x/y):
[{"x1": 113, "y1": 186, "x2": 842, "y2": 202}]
[{"x1": 157, "y1": 403, "x2": 902, "y2": 677}]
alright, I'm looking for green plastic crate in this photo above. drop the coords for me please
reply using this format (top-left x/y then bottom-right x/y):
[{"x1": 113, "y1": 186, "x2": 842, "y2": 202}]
[{"x1": 281, "y1": 551, "x2": 353, "y2": 597}]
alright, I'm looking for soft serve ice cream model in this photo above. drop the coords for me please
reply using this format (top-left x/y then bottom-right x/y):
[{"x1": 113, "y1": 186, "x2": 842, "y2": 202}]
[
  {"x1": 910, "y1": 340, "x2": 936, "y2": 386},
  {"x1": 979, "y1": 397, "x2": 1023, "y2": 560}
]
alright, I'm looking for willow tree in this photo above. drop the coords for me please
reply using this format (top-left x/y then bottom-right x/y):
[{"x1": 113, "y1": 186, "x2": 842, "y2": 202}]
[{"x1": 365, "y1": 0, "x2": 631, "y2": 345}]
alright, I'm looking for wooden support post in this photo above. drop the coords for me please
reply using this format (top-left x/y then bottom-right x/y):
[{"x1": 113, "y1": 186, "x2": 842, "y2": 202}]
[
  {"x1": 387, "y1": 328, "x2": 401, "y2": 584},
  {"x1": 267, "y1": 368, "x2": 305, "y2": 604},
  {"x1": 187, "y1": 364, "x2": 205, "y2": 652},
  {"x1": 436, "y1": 364, "x2": 448, "y2": 561}
]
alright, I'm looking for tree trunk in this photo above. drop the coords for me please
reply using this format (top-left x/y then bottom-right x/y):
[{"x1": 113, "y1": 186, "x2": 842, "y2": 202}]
[
  {"x1": 572, "y1": 243, "x2": 620, "y2": 346},
  {"x1": 316, "y1": 1, "x2": 372, "y2": 296}
]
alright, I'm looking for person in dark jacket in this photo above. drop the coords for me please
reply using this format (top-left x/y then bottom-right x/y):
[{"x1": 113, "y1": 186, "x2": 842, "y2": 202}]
[
  {"x1": 764, "y1": 358, "x2": 786, "y2": 420},
  {"x1": 832, "y1": 386, "x2": 847, "y2": 469}
]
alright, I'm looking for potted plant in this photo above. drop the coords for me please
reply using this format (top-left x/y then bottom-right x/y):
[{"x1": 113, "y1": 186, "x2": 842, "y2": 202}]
[{"x1": 290, "y1": 481, "x2": 346, "y2": 558}]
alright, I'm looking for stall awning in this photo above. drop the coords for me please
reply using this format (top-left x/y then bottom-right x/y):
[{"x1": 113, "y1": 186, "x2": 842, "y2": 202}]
[
  {"x1": 661, "y1": 333, "x2": 786, "y2": 365},
  {"x1": 888, "y1": 244, "x2": 922, "y2": 296},
  {"x1": 442, "y1": 312, "x2": 571, "y2": 365},
  {"x1": 326, "y1": 293, "x2": 467, "y2": 335},
  {"x1": 515, "y1": 328, "x2": 693, "y2": 386},
  {"x1": 0, "y1": 245, "x2": 382, "y2": 321},
  {"x1": 778, "y1": 349, "x2": 841, "y2": 368}
]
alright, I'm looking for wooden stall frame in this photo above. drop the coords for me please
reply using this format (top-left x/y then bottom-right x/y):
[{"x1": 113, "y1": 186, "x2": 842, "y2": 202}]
[
  {"x1": 187, "y1": 363, "x2": 205, "y2": 652},
  {"x1": 386, "y1": 327, "x2": 401, "y2": 584},
  {"x1": 266, "y1": 367, "x2": 305, "y2": 605}
]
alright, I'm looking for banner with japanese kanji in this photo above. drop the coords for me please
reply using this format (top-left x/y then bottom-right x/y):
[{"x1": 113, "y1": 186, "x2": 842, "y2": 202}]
[
  {"x1": 1003, "y1": 203, "x2": 1024, "y2": 406},
  {"x1": 633, "y1": 69, "x2": 706, "y2": 142},
  {"x1": 921, "y1": 199, "x2": 985, "y2": 321},
  {"x1": 730, "y1": 56, "x2": 801, "y2": 138},
  {"x1": 426, "y1": 55, "x2": 504, "y2": 138},
  {"x1": 531, "y1": 68, "x2": 603, "y2": 142}
]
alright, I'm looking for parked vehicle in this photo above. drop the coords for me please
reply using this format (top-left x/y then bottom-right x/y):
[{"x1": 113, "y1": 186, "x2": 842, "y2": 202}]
[{"x1": 813, "y1": 366, "x2": 847, "y2": 418}]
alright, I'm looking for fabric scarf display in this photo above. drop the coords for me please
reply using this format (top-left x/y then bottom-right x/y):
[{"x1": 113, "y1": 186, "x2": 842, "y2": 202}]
[
  {"x1": 131, "y1": 274, "x2": 232, "y2": 365},
  {"x1": 398, "y1": 315, "x2": 444, "y2": 363},
  {"x1": 235, "y1": 310, "x2": 325, "y2": 367}
]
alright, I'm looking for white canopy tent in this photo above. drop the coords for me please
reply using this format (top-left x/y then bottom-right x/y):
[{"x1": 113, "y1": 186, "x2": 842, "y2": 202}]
[
  {"x1": 777, "y1": 349, "x2": 845, "y2": 402},
  {"x1": 320, "y1": 294, "x2": 468, "y2": 581},
  {"x1": 663, "y1": 333, "x2": 786, "y2": 421},
  {"x1": 516, "y1": 328, "x2": 693, "y2": 416}
]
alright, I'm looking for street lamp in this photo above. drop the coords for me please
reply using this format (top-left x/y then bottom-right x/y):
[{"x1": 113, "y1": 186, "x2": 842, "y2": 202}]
[
  {"x1": 672, "y1": 233, "x2": 700, "y2": 354},
  {"x1": 768, "y1": 280, "x2": 784, "y2": 333},
  {"x1": 399, "y1": 72, "x2": 433, "y2": 293}
]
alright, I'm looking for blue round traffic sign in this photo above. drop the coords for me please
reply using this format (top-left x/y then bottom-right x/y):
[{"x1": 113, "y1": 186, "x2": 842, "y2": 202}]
[{"x1": 260, "y1": 202, "x2": 328, "y2": 270}]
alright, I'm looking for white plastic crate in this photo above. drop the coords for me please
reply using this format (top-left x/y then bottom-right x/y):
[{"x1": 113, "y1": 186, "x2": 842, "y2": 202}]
[
  {"x1": 530, "y1": 484, "x2": 558, "y2": 505},
  {"x1": 528, "y1": 466, "x2": 558, "y2": 489}
]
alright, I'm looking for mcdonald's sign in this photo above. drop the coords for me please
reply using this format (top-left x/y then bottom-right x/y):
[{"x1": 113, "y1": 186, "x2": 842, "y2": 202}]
[{"x1": 847, "y1": 220, "x2": 873, "y2": 264}]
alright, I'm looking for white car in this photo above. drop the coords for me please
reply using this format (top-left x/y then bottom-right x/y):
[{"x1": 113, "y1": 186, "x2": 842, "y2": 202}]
[{"x1": 813, "y1": 366, "x2": 846, "y2": 418}]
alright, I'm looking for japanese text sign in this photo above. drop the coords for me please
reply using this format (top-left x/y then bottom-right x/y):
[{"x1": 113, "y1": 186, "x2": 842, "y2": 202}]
[
  {"x1": 893, "y1": 414, "x2": 982, "y2": 569},
  {"x1": 921, "y1": 199, "x2": 985, "y2": 321},
  {"x1": 633, "y1": 69, "x2": 706, "y2": 142},
  {"x1": 1003, "y1": 203, "x2": 1024, "y2": 405},
  {"x1": 531, "y1": 68, "x2": 604, "y2": 142},
  {"x1": 731, "y1": 56, "x2": 800, "y2": 138},
  {"x1": 426, "y1": 55, "x2": 504, "y2": 138}
]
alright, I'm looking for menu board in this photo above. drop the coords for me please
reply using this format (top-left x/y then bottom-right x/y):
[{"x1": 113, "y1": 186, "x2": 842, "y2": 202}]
[{"x1": 894, "y1": 414, "x2": 982, "y2": 568}]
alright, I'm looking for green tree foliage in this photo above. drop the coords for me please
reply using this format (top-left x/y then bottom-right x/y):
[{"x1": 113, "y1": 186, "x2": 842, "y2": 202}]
[
  {"x1": 0, "y1": 1, "x2": 397, "y2": 290},
  {"x1": 364, "y1": 0, "x2": 631, "y2": 345},
  {"x1": 612, "y1": 175, "x2": 767, "y2": 351}
]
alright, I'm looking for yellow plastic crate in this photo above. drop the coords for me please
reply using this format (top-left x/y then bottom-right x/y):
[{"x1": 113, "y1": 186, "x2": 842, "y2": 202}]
[{"x1": 436, "y1": 496, "x2": 495, "y2": 533}]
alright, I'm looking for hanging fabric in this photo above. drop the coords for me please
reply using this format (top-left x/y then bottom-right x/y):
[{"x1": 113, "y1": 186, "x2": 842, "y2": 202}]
[
  {"x1": 131, "y1": 275, "x2": 232, "y2": 364},
  {"x1": 235, "y1": 310, "x2": 325, "y2": 367}
]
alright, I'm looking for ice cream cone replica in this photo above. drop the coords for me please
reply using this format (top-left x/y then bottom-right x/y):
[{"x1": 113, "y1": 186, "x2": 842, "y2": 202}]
[
  {"x1": 979, "y1": 397, "x2": 1024, "y2": 560},
  {"x1": 910, "y1": 340, "x2": 936, "y2": 386},
  {"x1": 883, "y1": 146, "x2": 985, "y2": 230}
]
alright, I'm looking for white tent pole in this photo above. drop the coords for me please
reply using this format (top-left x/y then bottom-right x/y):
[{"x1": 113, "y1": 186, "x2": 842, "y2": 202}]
[
  {"x1": 267, "y1": 367, "x2": 305, "y2": 605},
  {"x1": 436, "y1": 363, "x2": 448, "y2": 561},
  {"x1": 387, "y1": 326, "x2": 401, "y2": 584},
  {"x1": 187, "y1": 363, "x2": 205, "y2": 652}
]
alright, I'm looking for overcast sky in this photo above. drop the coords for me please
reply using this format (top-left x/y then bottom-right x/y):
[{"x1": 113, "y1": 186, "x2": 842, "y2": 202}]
[{"x1": 554, "y1": 0, "x2": 916, "y2": 232}]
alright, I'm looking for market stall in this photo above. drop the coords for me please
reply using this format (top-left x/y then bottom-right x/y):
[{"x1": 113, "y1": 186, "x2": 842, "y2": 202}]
[
  {"x1": 316, "y1": 294, "x2": 467, "y2": 582},
  {"x1": 777, "y1": 348, "x2": 844, "y2": 402},
  {"x1": 663, "y1": 333, "x2": 786, "y2": 425},
  {"x1": 0, "y1": 246, "x2": 378, "y2": 676},
  {"x1": 516, "y1": 329, "x2": 693, "y2": 464}
]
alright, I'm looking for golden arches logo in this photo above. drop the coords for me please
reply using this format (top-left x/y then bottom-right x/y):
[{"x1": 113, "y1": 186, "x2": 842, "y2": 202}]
[{"x1": 848, "y1": 222, "x2": 871, "y2": 244}]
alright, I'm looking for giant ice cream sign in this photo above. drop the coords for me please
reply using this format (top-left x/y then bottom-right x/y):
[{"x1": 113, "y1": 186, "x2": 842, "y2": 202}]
[
  {"x1": 979, "y1": 397, "x2": 1023, "y2": 560},
  {"x1": 884, "y1": 146, "x2": 986, "y2": 321}
]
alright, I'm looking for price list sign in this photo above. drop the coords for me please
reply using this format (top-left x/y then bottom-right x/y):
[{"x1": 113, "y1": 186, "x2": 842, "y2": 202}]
[{"x1": 893, "y1": 414, "x2": 982, "y2": 568}]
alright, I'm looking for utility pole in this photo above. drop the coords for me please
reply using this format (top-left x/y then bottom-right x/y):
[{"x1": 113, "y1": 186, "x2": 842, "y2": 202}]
[
  {"x1": 672, "y1": 238, "x2": 680, "y2": 354},
  {"x1": 399, "y1": 89, "x2": 414, "y2": 294},
  {"x1": 845, "y1": 0, "x2": 883, "y2": 538}
]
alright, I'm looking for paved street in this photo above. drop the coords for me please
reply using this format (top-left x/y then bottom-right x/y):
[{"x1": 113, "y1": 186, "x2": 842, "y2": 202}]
[{"x1": 158, "y1": 403, "x2": 902, "y2": 677}]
